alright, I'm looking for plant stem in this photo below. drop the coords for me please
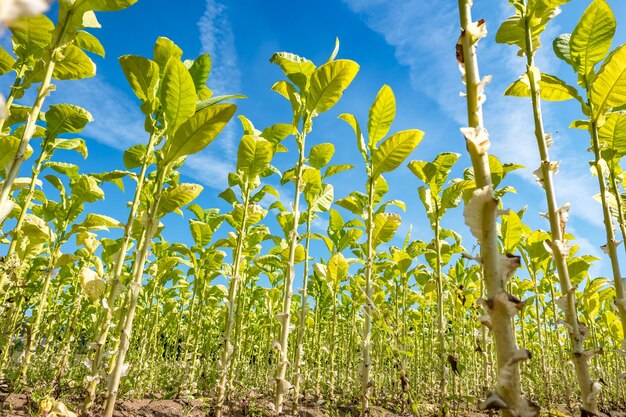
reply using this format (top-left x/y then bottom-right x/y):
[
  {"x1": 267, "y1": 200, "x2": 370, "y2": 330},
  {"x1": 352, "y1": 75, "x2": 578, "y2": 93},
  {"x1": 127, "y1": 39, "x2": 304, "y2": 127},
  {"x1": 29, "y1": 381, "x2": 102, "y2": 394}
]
[
  {"x1": 521, "y1": 12, "x2": 598, "y2": 413},
  {"x1": 102, "y1": 166, "x2": 169, "y2": 417},
  {"x1": 360, "y1": 175, "x2": 375, "y2": 416},
  {"x1": 215, "y1": 183, "x2": 251, "y2": 417},
  {"x1": 274, "y1": 130, "x2": 307, "y2": 413},
  {"x1": 457, "y1": 1, "x2": 524, "y2": 414},
  {"x1": 83, "y1": 130, "x2": 159, "y2": 412},
  {"x1": 292, "y1": 208, "x2": 313, "y2": 414},
  {"x1": 434, "y1": 216, "x2": 447, "y2": 412}
]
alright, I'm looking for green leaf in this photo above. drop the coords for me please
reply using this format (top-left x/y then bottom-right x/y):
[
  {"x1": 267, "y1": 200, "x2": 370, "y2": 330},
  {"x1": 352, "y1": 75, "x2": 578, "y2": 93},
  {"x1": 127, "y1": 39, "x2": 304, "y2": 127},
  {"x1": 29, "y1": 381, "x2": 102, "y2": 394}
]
[
  {"x1": 553, "y1": 33, "x2": 574, "y2": 66},
  {"x1": 71, "y1": 175, "x2": 105, "y2": 204},
  {"x1": 372, "y1": 213, "x2": 401, "y2": 247},
  {"x1": 505, "y1": 73, "x2": 581, "y2": 102},
  {"x1": 308, "y1": 143, "x2": 334, "y2": 169},
  {"x1": 80, "y1": 0, "x2": 138, "y2": 12},
  {"x1": 372, "y1": 130, "x2": 424, "y2": 179},
  {"x1": 324, "y1": 163, "x2": 354, "y2": 178},
  {"x1": 51, "y1": 138, "x2": 88, "y2": 158},
  {"x1": 339, "y1": 113, "x2": 367, "y2": 161},
  {"x1": 52, "y1": 45, "x2": 96, "y2": 80},
  {"x1": 307, "y1": 59, "x2": 359, "y2": 115},
  {"x1": 44, "y1": 161, "x2": 80, "y2": 179},
  {"x1": 123, "y1": 144, "x2": 153, "y2": 169},
  {"x1": 188, "y1": 54, "x2": 212, "y2": 92},
  {"x1": 368, "y1": 85, "x2": 396, "y2": 148},
  {"x1": 158, "y1": 183, "x2": 203, "y2": 217},
  {"x1": 408, "y1": 152, "x2": 460, "y2": 192},
  {"x1": 74, "y1": 31, "x2": 105, "y2": 57},
  {"x1": 441, "y1": 179, "x2": 474, "y2": 210},
  {"x1": 260, "y1": 123, "x2": 293, "y2": 144},
  {"x1": 326, "y1": 252, "x2": 349, "y2": 291},
  {"x1": 153, "y1": 37, "x2": 183, "y2": 74},
  {"x1": 591, "y1": 44, "x2": 626, "y2": 116},
  {"x1": 163, "y1": 103, "x2": 236, "y2": 164},
  {"x1": 236, "y1": 135, "x2": 274, "y2": 179},
  {"x1": 310, "y1": 184, "x2": 334, "y2": 213},
  {"x1": 569, "y1": 0, "x2": 615, "y2": 77},
  {"x1": 119, "y1": 55, "x2": 159, "y2": 105},
  {"x1": 269, "y1": 52, "x2": 315, "y2": 92},
  {"x1": 502, "y1": 210, "x2": 522, "y2": 252},
  {"x1": 495, "y1": 16, "x2": 524, "y2": 48},
  {"x1": 80, "y1": 213, "x2": 123, "y2": 230},
  {"x1": 0, "y1": 136, "x2": 33, "y2": 170},
  {"x1": 8, "y1": 15, "x2": 53, "y2": 59},
  {"x1": 45, "y1": 104, "x2": 93, "y2": 137},
  {"x1": 598, "y1": 111, "x2": 626, "y2": 161},
  {"x1": 0, "y1": 45, "x2": 16, "y2": 75},
  {"x1": 162, "y1": 58, "x2": 196, "y2": 134},
  {"x1": 195, "y1": 94, "x2": 246, "y2": 112},
  {"x1": 189, "y1": 219, "x2": 214, "y2": 246}
]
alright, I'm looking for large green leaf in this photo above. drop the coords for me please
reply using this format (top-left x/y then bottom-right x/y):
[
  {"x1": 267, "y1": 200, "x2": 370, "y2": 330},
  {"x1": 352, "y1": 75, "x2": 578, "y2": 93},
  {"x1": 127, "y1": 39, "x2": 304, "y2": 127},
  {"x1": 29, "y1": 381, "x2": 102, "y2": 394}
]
[
  {"x1": 326, "y1": 252, "x2": 349, "y2": 291},
  {"x1": 161, "y1": 58, "x2": 196, "y2": 134},
  {"x1": 308, "y1": 143, "x2": 334, "y2": 169},
  {"x1": 123, "y1": 144, "x2": 154, "y2": 169},
  {"x1": 74, "y1": 31, "x2": 105, "y2": 57},
  {"x1": 553, "y1": 33, "x2": 574, "y2": 66},
  {"x1": 189, "y1": 219, "x2": 213, "y2": 246},
  {"x1": 372, "y1": 212, "x2": 401, "y2": 247},
  {"x1": 569, "y1": 0, "x2": 615, "y2": 77},
  {"x1": 51, "y1": 138, "x2": 88, "y2": 158},
  {"x1": 236, "y1": 134, "x2": 274, "y2": 179},
  {"x1": 119, "y1": 55, "x2": 159, "y2": 105},
  {"x1": 0, "y1": 136, "x2": 33, "y2": 170},
  {"x1": 408, "y1": 152, "x2": 460, "y2": 192},
  {"x1": 71, "y1": 175, "x2": 105, "y2": 204},
  {"x1": 502, "y1": 210, "x2": 522, "y2": 252},
  {"x1": 371, "y1": 130, "x2": 424, "y2": 179},
  {"x1": 339, "y1": 113, "x2": 367, "y2": 160},
  {"x1": 270, "y1": 52, "x2": 315, "y2": 92},
  {"x1": 188, "y1": 54, "x2": 212, "y2": 92},
  {"x1": 598, "y1": 111, "x2": 626, "y2": 161},
  {"x1": 154, "y1": 37, "x2": 183, "y2": 74},
  {"x1": 310, "y1": 184, "x2": 334, "y2": 213},
  {"x1": 306, "y1": 59, "x2": 359, "y2": 115},
  {"x1": 53, "y1": 45, "x2": 96, "y2": 80},
  {"x1": 163, "y1": 103, "x2": 236, "y2": 164},
  {"x1": 505, "y1": 73, "x2": 581, "y2": 101},
  {"x1": 158, "y1": 183, "x2": 203, "y2": 216},
  {"x1": 9, "y1": 15, "x2": 54, "y2": 59},
  {"x1": 368, "y1": 85, "x2": 396, "y2": 148},
  {"x1": 591, "y1": 44, "x2": 626, "y2": 116},
  {"x1": 0, "y1": 46, "x2": 16, "y2": 75},
  {"x1": 79, "y1": 0, "x2": 138, "y2": 12},
  {"x1": 45, "y1": 104, "x2": 93, "y2": 137}
]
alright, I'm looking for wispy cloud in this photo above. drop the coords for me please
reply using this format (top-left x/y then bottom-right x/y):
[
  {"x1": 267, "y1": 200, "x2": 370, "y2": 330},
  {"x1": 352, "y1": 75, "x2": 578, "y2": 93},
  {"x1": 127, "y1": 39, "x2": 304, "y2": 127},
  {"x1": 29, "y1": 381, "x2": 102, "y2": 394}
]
[
  {"x1": 187, "y1": 0, "x2": 243, "y2": 189},
  {"x1": 54, "y1": 77, "x2": 146, "y2": 151}
]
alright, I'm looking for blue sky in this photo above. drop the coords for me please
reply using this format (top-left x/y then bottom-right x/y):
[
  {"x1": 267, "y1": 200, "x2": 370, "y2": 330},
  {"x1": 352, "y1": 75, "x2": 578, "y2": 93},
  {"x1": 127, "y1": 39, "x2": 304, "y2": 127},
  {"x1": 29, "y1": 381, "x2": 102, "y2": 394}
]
[{"x1": 4, "y1": 0, "x2": 626, "y2": 282}]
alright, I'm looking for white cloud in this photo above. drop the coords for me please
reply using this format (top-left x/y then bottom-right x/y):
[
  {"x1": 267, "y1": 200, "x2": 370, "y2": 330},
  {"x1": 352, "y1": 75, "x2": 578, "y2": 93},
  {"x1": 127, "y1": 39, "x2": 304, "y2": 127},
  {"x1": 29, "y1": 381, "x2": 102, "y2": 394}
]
[
  {"x1": 53, "y1": 76, "x2": 146, "y2": 151},
  {"x1": 184, "y1": 0, "x2": 243, "y2": 190}
]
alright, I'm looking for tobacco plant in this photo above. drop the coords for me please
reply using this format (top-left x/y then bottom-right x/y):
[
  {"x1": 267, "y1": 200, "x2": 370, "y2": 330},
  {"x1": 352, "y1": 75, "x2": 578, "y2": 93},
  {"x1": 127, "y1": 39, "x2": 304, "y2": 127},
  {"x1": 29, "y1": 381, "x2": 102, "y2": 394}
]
[
  {"x1": 268, "y1": 44, "x2": 359, "y2": 413},
  {"x1": 497, "y1": 0, "x2": 603, "y2": 413},
  {"x1": 102, "y1": 38, "x2": 237, "y2": 416},
  {"x1": 339, "y1": 84, "x2": 422, "y2": 414},
  {"x1": 408, "y1": 152, "x2": 471, "y2": 411},
  {"x1": 547, "y1": 0, "x2": 626, "y2": 357},
  {"x1": 455, "y1": 1, "x2": 533, "y2": 415}
]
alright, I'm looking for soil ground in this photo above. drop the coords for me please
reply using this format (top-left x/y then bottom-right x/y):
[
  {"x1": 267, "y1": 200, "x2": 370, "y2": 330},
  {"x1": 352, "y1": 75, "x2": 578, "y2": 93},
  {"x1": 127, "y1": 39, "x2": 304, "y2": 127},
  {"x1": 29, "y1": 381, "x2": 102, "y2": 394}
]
[{"x1": 1, "y1": 393, "x2": 625, "y2": 416}]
